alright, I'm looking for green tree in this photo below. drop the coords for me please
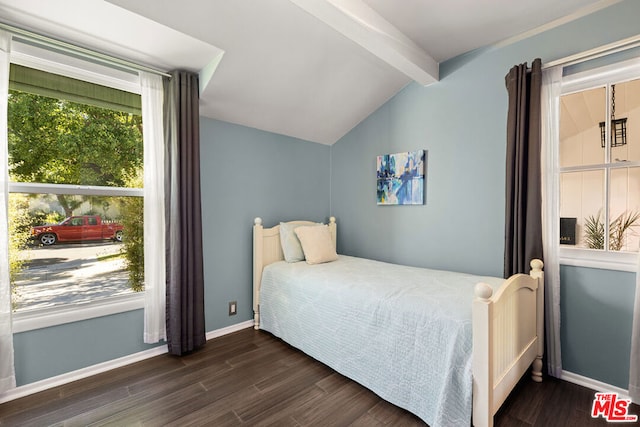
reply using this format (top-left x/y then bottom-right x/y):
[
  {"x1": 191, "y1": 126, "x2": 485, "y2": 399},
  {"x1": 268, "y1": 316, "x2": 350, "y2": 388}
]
[
  {"x1": 120, "y1": 171, "x2": 144, "y2": 292},
  {"x1": 7, "y1": 91, "x2": 143, "y2": 216},
  {"x1": 8, "y1": 195, "x2": 33, "y2": 307}
]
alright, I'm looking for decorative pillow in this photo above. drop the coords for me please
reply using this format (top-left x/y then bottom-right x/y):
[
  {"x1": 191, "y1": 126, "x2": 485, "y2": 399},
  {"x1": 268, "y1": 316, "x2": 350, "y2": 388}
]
[
  {"x1": 279, "y1": 222, "x2": 311, "y2": 262},
  {"x1": 294, "y1": 225, "x2": 338, "y2": 265}
]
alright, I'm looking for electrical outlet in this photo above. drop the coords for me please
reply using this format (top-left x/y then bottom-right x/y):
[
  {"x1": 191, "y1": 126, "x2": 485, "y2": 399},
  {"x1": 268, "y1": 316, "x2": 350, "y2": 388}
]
[{"x1": 228, "y1": 301, "x2": 237, "y2": 316}]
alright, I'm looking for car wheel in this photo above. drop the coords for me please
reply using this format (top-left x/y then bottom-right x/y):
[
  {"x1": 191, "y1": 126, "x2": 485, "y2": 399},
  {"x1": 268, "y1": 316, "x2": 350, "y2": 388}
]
[
  {"x1": 114, "y1": 230, "x2": 123, "y2": 242},
  {"x1": 40, "y1": 233, "x2": 57, "y2": 246}
]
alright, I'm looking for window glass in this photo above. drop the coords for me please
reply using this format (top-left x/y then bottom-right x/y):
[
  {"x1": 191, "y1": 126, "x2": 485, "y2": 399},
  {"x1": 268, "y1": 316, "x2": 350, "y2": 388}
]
[
  {"x1": 7, "y1": 64, "x2": 145, "y2": 314},
  {"x1": 7, "y1": 89, "x2": 143, "y2": 188},
  {"x1": 609, "y1": 166, "x2": 640, "y2": 252},
  {"x1": 9, "y1": 192, "x2": 143, "y2": 312},
  {"x1": 559, "y1": 87, "x2": 606, "y2": 167},
  {"x1": 560, "y1": 74, "x2": 640, "y2": 254},
  {"x1": 560, "y1": 170, "x2": 605, "y2": 249},
  {"x1": 609, "y1": 78, "x2": 640, "y2": 163}
]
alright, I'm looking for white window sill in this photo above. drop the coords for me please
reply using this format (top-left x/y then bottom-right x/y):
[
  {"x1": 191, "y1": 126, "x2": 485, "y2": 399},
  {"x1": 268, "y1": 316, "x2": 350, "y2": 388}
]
[
  {"x1": 559, "y1": 247, "x2": 639, "y2": 272},
  {"x1": 12, "y1": 293, "x2": 145, "y2": 333}
]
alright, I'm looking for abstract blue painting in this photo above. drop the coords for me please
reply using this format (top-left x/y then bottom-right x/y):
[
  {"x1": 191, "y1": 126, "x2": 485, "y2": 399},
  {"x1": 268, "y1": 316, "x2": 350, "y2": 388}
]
[{"x1": 376, "y1": 150, "x2": 425, "y2": 205}]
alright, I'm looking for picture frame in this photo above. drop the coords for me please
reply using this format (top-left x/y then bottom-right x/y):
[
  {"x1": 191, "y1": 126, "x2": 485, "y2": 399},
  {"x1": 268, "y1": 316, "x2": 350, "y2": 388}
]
[{"x1": 376, "y1": 150, "x2": 426, "y2": 205}]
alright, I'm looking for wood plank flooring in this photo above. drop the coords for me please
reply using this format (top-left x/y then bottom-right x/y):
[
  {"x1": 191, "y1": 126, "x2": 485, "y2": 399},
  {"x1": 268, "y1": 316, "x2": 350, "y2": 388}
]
[{"x1": 1, "y1": 327, "x2": 638, "y2": 426}]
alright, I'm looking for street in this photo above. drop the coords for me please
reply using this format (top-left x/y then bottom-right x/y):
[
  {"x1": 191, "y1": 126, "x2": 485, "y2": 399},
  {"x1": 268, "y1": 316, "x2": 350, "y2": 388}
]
[{"x1": 14, "y1": 242, "x2": 135, "y2": 311}]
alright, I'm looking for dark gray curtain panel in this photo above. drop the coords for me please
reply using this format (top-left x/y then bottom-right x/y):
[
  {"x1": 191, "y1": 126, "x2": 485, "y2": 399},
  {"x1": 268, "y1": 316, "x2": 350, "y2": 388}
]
[
  {"x1": 504, "y1": 58, "x2": 543, "y2": 277},
  {"x1": 164, "y1": 70, "x2": 206, "y2": 355}
]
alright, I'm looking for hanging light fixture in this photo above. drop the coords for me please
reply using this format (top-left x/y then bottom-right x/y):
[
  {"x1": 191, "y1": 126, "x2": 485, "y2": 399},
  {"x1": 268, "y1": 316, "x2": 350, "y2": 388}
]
[{"x1": 599, "y1": 84, "x2": 627, "y2": 148}]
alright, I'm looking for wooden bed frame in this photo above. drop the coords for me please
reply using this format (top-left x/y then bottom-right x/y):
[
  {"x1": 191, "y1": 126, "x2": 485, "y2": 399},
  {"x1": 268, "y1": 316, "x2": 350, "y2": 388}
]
[{"x1": 252, "y1": 217, "x2": 544, "y2": 427}]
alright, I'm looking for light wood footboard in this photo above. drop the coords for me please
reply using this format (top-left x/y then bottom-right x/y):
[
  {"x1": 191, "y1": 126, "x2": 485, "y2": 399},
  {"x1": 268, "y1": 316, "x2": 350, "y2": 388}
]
[{"x1": 472, "y1": 259, "x2": 544, "y2": 427}]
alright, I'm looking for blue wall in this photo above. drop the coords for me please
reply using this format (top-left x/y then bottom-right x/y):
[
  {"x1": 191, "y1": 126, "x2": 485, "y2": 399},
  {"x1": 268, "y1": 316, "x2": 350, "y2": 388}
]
[
  {"x1": 13, "y1": 310, "x2": 158, "y2": 386},
  {"x1": 12, "y1": 118, "x2": 330, "y2": 386},
  {"x1": 199, "y1": 118, "x2": 331, "y2": 330},
  {"x1": 331, "y1": 0, "x2": 640, "y2": 387},
  {"x1": 560, "y1": 266, "x2": 635, "y2": 387},
  {"x1": 331, "y1": 65, "x2": 506, "y2": 276}
]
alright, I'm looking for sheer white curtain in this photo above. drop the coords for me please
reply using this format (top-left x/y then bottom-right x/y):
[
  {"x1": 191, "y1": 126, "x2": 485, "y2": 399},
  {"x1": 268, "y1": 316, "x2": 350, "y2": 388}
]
[
  {"x1": 0, "y1": 29, "x2": 16, "y2": 393},
  {"x1": 541, "y1": 65, "x2": 563, "y2": 378},
  {"x1": 140, "y1": 72, "x2": 166, "y2": 343},
  {"x1": 630, "y1": 253, "x2": 640, "y2": 403}
]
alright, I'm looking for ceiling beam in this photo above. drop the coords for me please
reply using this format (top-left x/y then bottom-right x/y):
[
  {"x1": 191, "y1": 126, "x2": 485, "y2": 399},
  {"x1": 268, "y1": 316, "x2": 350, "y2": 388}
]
[{"x1": 289, "y1": 0, "x2": 438, "y2": 85}]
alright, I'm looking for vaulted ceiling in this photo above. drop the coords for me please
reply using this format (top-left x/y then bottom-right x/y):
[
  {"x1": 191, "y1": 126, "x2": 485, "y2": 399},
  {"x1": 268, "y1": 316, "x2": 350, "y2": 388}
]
[{"x1": 0, "y1": 0, "x2": 620, "y2": 144}]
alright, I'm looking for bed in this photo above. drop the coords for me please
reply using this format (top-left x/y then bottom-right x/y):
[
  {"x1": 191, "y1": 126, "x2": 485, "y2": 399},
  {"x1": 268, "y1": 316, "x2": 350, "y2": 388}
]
[{"x1": 253, "y1": 217, "x2": 544, "y2": 427}]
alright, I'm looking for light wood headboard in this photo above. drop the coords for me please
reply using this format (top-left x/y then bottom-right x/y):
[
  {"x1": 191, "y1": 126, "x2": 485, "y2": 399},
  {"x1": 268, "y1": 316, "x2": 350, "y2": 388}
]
[{"x1": 252, "y1": 217, "x2": 336, "y2": 329}]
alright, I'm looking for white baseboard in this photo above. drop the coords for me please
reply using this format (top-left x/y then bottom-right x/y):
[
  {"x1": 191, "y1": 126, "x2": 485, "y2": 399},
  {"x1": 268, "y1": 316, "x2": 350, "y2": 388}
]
[
  {"x1": 0, "y1": 319, "x2": 254, "y2": 405},
  {"x1": 206, "y1": 319, "x2": 254, "y2": 340},
  {"x1": 561, "y1": 370, "x2": 630, "y2": 400}
]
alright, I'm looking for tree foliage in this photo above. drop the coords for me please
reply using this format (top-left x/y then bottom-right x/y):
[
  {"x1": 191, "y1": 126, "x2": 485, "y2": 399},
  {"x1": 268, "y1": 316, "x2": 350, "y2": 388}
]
[
  {"x1": 119, "y1": 172, "x2": 145, "y2": 292},
  {"x1": 8, "y1": 195, "x2": 33, "y2": 308},
  {"x1": 7, "y1": 91, "x2": 143, "y2": 216},
  {"x1": 7, "y1": 90, "x2": 145, "y2": 293}
]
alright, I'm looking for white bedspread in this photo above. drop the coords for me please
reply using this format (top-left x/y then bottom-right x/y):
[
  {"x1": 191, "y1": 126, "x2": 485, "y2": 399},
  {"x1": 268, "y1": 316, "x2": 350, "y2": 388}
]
[{"x1": 259, "y1": 255, "x2": 504, "y2": 427}]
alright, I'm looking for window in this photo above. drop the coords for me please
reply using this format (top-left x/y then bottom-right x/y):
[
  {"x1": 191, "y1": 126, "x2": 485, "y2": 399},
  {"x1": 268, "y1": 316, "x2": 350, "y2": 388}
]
[
  {"x1": 559, "y1": 59, "x2": 640, "y2": 269},
  {"x1": 7, "y1": 45, "x2": 145, "y2": 329}
]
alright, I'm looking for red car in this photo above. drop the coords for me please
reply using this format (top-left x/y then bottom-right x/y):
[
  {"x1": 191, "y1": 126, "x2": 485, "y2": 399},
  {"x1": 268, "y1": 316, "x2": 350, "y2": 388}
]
[{"x1": 31, "y1": 215, "x2": 124, "y2": 246}]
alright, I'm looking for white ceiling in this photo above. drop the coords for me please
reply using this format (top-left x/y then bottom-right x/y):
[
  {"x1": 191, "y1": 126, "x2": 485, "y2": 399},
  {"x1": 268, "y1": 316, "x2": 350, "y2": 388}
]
[{"x1": 0, "y1": 0, "x2": 621, "y2": 145}]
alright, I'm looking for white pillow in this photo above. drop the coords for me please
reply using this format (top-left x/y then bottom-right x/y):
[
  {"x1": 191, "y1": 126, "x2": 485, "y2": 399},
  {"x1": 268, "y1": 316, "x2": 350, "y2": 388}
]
[
  {"x1": 294, "y1": 225, "x2": 338, "y2": 264},
  {"x1": 279, "y1": 222, "x2": 314, "y2": 262}
]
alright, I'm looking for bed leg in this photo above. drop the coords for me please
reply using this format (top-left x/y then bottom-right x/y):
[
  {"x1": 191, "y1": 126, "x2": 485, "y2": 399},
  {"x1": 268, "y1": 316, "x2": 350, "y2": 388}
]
[
  {"x1": 529, "y1": 259, "x2": 544, "y2": 383},
  {"x1": 531, "y1": 356, "x2": 543, "y2": 383},
  {"x1": 254, "y1": 311, "x2": 260, "y2": 330}
]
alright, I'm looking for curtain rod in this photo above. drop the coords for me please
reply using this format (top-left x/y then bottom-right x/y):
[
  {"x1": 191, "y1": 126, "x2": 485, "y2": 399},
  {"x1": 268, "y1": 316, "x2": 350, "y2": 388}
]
[
  {"x1": 0, "y1": 21, "x2": 171, "y2": 78},
  {"x1": 543, "y1": 33, "x2": 640, "y2": 69}
]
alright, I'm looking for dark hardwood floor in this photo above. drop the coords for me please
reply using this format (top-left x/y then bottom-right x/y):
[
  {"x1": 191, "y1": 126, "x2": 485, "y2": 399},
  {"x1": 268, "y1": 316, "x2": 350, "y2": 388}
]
[{"x1": 1, "y1": 328, "x2": 637, "y2": 426}]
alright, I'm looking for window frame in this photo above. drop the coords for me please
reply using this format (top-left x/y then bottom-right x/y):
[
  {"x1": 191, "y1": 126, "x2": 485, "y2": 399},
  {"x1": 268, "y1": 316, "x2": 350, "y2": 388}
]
[
  {"x1": 8, "y1": 41, "x2": 146, "y2": 332},
  {"x1": 558, "y1": 56, "x2": 640, "y2": 271}
]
